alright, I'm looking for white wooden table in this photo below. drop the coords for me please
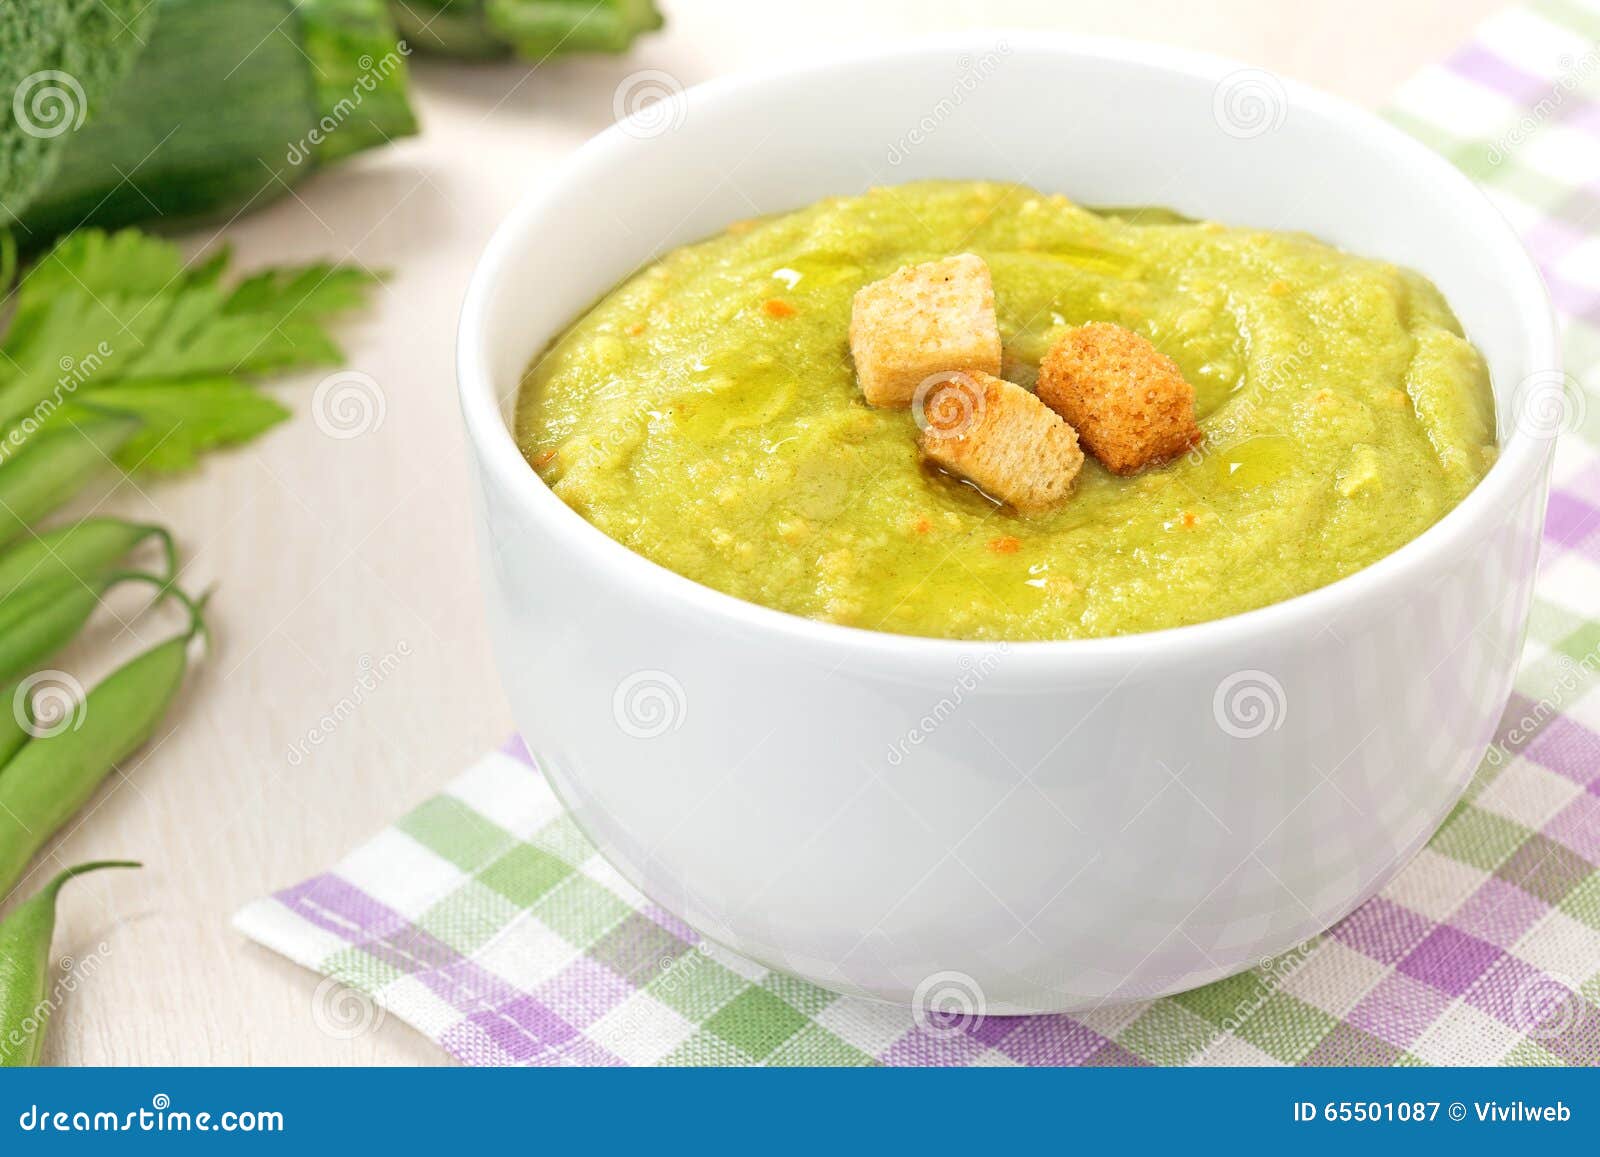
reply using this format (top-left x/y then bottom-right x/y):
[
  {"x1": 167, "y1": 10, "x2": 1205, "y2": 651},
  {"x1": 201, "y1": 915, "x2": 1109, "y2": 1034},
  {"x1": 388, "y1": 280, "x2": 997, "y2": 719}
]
[{"x1": 32, "y1": 0, "x2": 1503, "y2": 1064}]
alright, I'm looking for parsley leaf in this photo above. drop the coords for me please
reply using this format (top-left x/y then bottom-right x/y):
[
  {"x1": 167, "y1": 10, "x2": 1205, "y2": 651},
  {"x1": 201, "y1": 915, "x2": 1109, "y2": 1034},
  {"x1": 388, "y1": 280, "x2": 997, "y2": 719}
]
[
  {"x1": 0, "y1": 227, "x2": 378, "y2": 476},
  {"x1": 74, "y1": 381, "x2": 293, "y2": 475}
]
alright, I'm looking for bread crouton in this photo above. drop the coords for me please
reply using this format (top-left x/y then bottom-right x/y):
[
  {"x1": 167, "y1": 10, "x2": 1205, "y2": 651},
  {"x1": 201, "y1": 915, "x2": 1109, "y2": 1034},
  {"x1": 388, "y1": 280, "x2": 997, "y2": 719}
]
[
  {"x1": 850, "y1": 254, "x2": 1002, "y2": 407},
  {"x1": 1037, "y1": 322, "x2": 1202, "y2": 475},
  {"x1": 917, "y1": 371, "x2": 1083, "y2": 512}
]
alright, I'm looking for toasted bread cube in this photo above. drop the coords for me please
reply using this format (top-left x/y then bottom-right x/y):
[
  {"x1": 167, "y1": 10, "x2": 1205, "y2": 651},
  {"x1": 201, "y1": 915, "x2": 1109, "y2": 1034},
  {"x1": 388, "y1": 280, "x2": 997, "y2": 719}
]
[
  {"x1": 850, "y1": 254, "x2": 1002, "y2": 407},
  {"x1": 1037, "y1": 322, "x2": 1202, "y2": 475},
  {"x1": 918, "y1": 371, "x2": 1083, "y2": 512}
]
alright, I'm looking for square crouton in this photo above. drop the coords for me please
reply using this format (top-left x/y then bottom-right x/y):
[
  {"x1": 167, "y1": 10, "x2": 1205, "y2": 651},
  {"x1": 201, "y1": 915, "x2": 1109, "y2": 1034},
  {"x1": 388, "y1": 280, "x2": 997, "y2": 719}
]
[
  {"x1": 1037, "y1": 322, "x2": 1202, "y2": 475},
  {"x1": 850, "y1": 253, "x2": 1002, "y2": 407},
  {"x1": 918, "y1": 371, "x2": 1083, "y2": 513}
]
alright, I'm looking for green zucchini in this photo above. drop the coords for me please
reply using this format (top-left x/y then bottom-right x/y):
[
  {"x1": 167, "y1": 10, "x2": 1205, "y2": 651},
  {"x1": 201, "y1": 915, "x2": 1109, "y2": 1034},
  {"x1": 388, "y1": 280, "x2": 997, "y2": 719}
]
[
  {"x1": 0, "y1": 1, "x2": 155, "y2": 228},
  {"x1": 5, "y1": 0, "x2": 418, "y2": 248},
  {"x1": 392, "y1": 0, "x2": 663, "y2": 58}
]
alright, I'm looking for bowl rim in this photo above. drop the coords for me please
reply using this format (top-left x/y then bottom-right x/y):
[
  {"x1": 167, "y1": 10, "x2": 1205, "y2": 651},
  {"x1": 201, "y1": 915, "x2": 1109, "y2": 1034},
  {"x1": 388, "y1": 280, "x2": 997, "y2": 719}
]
[{"x1": 457, "y1": 32, "x2": 1559, "y2": 671}]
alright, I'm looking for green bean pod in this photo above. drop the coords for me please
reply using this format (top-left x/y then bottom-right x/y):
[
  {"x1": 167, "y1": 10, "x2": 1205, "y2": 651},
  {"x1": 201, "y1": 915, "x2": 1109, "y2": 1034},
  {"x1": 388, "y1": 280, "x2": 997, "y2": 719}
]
[
  {"x1": 0, "y1": 417, "x2": 141, "y2": 550},
  {"x1": 0, "y1": 570, "x2": 171, "y2": 690},
  {"x1": 0, "y1": 682, "x2": 30, "y2": 770},
  {"x1": 0, "y1": 611, "x2": 198, "y2": 899},
  {"x1": 0, "y1": 861, "x2": 139, "y2": 1067},
  {"x1": 0, "y1": 519, "x2": 174, "y2": 603}
]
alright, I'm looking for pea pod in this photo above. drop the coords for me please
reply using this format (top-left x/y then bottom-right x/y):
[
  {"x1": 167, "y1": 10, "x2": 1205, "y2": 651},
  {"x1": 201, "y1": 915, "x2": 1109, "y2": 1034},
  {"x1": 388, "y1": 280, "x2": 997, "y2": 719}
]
[
  {"x1": 0, "y1": 602, "x2": 200, "y2": 899},
  {"x1": 0, "y1": 417, "x2": 141, "y2": 550},
  {"x1": 0, "y1": 682, "x2": 29, "y2": 770},
  {"x1": 0, "y1": 519, "x2": 174, "y2": 602},
  {"x1": 0, "y1": 861, "x2": 139, "y2": 1067},
  {"x1": 0, "y1": 570, "x2": 173, "y2": 690}
]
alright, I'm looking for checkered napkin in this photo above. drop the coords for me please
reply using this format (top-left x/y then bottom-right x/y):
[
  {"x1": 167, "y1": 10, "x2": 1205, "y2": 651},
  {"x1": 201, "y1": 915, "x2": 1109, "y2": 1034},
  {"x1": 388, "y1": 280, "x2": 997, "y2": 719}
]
[{"x1": 235, "y1": 1, "x2": 1600, "y2": 1066}]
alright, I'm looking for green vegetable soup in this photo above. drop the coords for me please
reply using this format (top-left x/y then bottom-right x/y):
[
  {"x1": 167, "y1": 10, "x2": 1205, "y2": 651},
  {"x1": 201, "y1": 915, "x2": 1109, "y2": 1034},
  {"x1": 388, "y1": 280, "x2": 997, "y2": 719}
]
[{"x1": 516, "y1": 181, "x2": 1496, "y2": 641}]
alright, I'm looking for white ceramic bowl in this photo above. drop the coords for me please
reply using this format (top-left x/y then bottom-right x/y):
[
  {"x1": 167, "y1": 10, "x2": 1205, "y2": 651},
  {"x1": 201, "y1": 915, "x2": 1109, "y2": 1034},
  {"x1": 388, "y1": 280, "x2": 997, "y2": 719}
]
[{"x1": 458, "y1": 36, "x2": 1558, "y2": 1012}]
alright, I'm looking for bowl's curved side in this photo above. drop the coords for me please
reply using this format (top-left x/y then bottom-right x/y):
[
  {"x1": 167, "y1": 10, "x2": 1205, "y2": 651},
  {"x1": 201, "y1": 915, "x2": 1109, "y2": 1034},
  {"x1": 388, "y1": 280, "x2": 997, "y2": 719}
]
[
  {"x1": 457, "y1": 36, "x2": 1559, "y2": 1009},
  {"x1": 465, "y1": 428, "x2": 1548, "y2": 1009}
]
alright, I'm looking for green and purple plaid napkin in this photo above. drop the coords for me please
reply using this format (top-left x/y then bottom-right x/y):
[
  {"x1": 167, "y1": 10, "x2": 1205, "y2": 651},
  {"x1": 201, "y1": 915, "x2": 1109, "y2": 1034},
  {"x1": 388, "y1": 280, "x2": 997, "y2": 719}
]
[{"x1": 236, "y1": 0, "x2": 1600, "y2": 1065}]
